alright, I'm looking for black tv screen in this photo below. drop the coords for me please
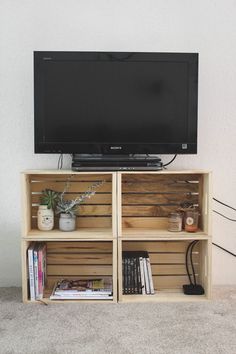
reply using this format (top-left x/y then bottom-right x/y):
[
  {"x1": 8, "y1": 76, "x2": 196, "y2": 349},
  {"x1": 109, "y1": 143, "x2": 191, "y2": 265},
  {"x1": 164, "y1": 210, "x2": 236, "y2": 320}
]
[{"x1": 34, "y1": 51, "x2": 198, "y2": 154}]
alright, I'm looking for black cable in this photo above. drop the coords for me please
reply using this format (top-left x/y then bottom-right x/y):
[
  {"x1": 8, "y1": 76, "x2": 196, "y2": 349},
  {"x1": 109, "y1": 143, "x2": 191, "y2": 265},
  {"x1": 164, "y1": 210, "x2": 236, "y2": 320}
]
[
  {"x1": 190, "y1": 241, "x2": 199, "y2": 285},
  {"x1": 185, "y1": 241, "x2": 198, "y2": 285},
  {"x1": 185, "y1": 242, "x2": 193, "y2": 284},
  {"x1": 213, "y1": 210, "x2": 236, "y2": 222},
  {"x1": 213, "y1": 242, "x2": 236, "y2": 258},
  {"x1": 163, "y1": 154, "x2": 177, "y2": 167},
  {"x1": 57, "y1": 154, "x2": 63, "y2": 170},
  {"x1": 213, "y1": 197, "x2": 236, "y2": 212}
]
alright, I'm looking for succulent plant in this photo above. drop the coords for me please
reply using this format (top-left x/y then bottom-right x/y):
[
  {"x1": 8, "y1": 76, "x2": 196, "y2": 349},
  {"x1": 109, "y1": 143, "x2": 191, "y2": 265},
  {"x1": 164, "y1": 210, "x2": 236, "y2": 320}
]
[
  {"x1": 40, "y1": 189, "x2": 60, "y2": 210},
  {"x1": 56, "y1": 180, "x2": 105, "y2": 216}
]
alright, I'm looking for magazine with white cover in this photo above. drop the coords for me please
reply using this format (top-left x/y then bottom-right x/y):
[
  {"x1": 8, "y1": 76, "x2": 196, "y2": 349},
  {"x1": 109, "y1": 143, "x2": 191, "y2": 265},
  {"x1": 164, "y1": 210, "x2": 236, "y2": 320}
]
[
  {"x1": 143, "y1": 257, "x2": 150, "y2": 294},
  {"x1": 139, "y1": 257, "x2": 146, "y2": 295},
  {"x1": 146, "y1": 257, "x2": 155, "y2": 295}
]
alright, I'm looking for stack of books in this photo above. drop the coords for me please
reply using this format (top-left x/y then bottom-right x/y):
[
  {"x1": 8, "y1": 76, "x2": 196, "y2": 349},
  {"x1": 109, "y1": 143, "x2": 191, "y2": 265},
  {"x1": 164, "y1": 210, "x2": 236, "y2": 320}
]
[
  {"x1": 27, "y1": 242, "x2": 47, "y2": 301},
  {"x1": 50, "y1": 278, "x2": 113, "y2": 300},
  {"x1": 122, "y1": 251, "x2": 154, "y2": 295}
]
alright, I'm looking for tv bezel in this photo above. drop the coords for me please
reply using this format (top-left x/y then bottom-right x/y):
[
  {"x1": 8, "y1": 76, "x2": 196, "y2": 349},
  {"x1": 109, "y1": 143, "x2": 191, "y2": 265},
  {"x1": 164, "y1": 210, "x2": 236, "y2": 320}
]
[{"x1": 34, "y1": 51, "x2": 198, "y2": 155}]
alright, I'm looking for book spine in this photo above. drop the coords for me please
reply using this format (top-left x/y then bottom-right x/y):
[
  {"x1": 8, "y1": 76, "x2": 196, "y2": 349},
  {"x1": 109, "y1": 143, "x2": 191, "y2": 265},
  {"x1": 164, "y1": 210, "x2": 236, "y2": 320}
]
[
  {"x1": 122, "y1": 257, "x2": 125, "y2": 295},
  {"x1": 124, "y1": 257, "x2": 128, "y2": 295},
  {"x1": 42, "y1": 244, "x2": 47, "y2": 290},
  {"x1": 143, "y1": 257, "x2": 150, "y2": 294},
  {"x1": 146, "y1": 257, "x2": 155, "y2": 295},
  {"x1": 127, "y1": 258, "x2": 131, "y2": 294},
  {"x1": 28, "y1": 245, "x2": 35, "y2": 301},
  {"x1": 38, "y1": 244, "x2": 43, "y2": 299},
  {"x1": 139, "y1": 257, "x2": 145, "y2": 295},
  {"x1": 34, "y1": 246, "x2": 39, "y2": 300},
  {"x1": 134, "y1": 257, "x2": 137, "y2": 294},
  {"x1": 136, "y1": 257, "x2": 141, "y2": 294},
  {"x1": 130, "y1": 257, "x2": 134, "y2": 294}
]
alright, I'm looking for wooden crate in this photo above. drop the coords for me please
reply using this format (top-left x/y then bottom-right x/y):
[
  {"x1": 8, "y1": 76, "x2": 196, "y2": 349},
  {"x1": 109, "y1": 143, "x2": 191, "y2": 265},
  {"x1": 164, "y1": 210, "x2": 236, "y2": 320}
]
[
  {"x1": 22, "y1": 239, "x2": 117, "y2": 303},
  {"x1": 21, "y1": 171, "x2": 116, "y2": 239},
  {"x1": 118, "y1": 239, "x2": 211, "y2": 302},
  {"x1": 117, "y1": 171, "x2": 212, "y2": 237},
  {"x1": 21, "y1": 169, "x2": 212, "y2": 304}
]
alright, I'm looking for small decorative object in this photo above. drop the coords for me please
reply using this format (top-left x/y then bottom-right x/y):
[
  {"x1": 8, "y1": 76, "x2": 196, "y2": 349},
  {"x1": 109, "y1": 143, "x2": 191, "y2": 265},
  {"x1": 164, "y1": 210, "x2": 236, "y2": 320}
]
[
  {"x1": 56, "y1": 178, "x2": 105, "y2": 232},
  {"x1": 37, "y1": 205, "x2": 54, "y2": 231},
  {"x1": 184, "y1": 210, "x2": 199, "y2": 232},
  {"x1": 168, "y1": 212, "x2": 182, "y2": 232},
  {"x1": 59, "y1": 213, "x2": 76, "y2": 232},
  {"x1": 37, "y1": 189, "x2": 59, "y2": 231}
]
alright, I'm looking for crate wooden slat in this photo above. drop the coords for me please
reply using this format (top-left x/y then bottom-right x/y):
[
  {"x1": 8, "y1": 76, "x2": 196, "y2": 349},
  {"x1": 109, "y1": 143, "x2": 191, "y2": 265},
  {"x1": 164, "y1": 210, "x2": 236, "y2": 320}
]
[
  {"x1": 122, "y1": 193, "x2": 199, "y2": 205},
  {"x1": 30, "y1": 181, "x2": 111, "y2": 193},
  {"x1": 32, "y1": 193, "x2": 112, "y2": 204},
  {"x1": 47, "y1": 253, "x2": 113, "y2": 264},
  {"x1": 122, "y1": 240, "x2": 199, "y2": 252},
  {"x1": 31, "y1": 205, "x2": 112, "y2": 217},
  {"x1": 46, "y1": 241, "x2": 113, "y2": 253}
]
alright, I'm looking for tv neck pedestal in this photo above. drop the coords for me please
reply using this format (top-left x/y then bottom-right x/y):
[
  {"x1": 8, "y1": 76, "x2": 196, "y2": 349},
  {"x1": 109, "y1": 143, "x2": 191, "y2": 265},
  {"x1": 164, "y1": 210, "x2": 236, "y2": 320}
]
[{"x1": 71, "y1": 154, "x2": 163, "y2": 171}]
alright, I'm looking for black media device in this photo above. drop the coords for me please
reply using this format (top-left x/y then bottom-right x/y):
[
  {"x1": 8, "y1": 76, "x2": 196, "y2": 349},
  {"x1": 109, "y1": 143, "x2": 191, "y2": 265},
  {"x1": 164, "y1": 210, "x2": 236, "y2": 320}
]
[
  {"x1": 34, "y1": 51, "x2": 198, "y2": 170},
  {"x1": 183, "y1": 241, "x2": 204, "y2": 296}
]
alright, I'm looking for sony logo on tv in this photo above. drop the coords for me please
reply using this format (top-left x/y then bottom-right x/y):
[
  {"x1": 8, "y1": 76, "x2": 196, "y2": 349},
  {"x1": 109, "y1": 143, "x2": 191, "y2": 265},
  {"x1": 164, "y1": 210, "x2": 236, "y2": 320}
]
[{"x1": 110, "y1": 146, "x2": 122, "y2": 150}]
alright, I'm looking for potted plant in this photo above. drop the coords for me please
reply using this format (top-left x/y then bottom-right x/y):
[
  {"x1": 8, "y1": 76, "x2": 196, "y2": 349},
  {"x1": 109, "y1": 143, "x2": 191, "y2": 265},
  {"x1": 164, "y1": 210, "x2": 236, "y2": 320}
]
[
  {"x1": 56, "y1": 180, "x2": 105, "y2": 232},
  {"x1": 37, "y1": 189, "x2": 60, "y2": 231}
]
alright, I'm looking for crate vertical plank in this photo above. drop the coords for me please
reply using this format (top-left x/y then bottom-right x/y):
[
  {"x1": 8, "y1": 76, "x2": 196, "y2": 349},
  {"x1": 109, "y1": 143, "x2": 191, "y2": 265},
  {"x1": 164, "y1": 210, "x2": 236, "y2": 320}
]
[
  {"x1": 21, "y1": 240, "x2": 31, "y2": 303},
  {"x1": 112, "y1": 238, "x2": 118, "y2": 302},
  {"x1": 21, "y1": 173, "x2": 31, "y2": 236},
  {"x1": 118, "y1": 238, "x2": 123, "y2": 301},
  {"x1": 112, "y1": 173, "x2": 117, "y2": 237},
  {"x1": 117, "y1": 173, "x2": 122, "y2": 237},
  {"x1": 199, "y1": 239, "x2": 212, "y2": 299},
  {"x1": 202, "y1": 172, "x2": 212, "y2": 235}
]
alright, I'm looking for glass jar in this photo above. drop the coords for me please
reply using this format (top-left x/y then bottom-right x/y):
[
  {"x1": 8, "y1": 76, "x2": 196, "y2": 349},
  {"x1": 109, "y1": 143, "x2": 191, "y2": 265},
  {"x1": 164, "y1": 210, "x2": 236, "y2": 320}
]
[
  {"x1": 168, "y1": 212, "x2": 182, "y2": 232},
  {"x1": 59, "y1": 213, "x2": 76, "y2": 232},
  {"x1": 184, "y1": 210, "x2": 199, "y2": 232},
  {"x1": 37, "y1": 205, "x2": 54, "y2": 231}
]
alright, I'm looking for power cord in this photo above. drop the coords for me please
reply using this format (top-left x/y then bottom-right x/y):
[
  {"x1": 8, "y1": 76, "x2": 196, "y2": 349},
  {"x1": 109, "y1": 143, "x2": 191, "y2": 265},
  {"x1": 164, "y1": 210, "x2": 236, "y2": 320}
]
[
  {"x1": 57, "y1": 154, "x2": 63, "y2": 170},
  {"x1": 213, "y1": 197, "x2": 236, "y2": 212},
  {"x1": 212, "y1": 242, "x2": 236, "y2": 258},
  {"x1": 163, "y1": 154, "x2": 177, "y2": 168},
  {"x1": 213, "y1": 210, "x2": 236, "y2": 222},
  {"x1": 213, "y1": 197, "x2": 236, "y2": 258}
]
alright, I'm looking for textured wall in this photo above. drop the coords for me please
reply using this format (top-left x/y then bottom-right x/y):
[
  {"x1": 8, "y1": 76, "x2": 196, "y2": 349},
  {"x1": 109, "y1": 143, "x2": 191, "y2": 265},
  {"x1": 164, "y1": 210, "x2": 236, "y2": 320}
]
[{"x1": 0, "y1": 0, "x2": 236, "y2": 286}]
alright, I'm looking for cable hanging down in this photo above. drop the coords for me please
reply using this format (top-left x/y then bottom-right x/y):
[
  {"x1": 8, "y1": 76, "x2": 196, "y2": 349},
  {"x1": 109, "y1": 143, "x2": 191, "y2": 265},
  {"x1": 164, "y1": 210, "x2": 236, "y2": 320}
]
[
  {"x1": 57, "y1": 154, "x2": 63, "y2": 170},
  {"x1": 213, "y1": 197, "x2": 236, "y2": 212},
  {"x1": 163, "y1": 154, "x2": 177, "y2": 168}
]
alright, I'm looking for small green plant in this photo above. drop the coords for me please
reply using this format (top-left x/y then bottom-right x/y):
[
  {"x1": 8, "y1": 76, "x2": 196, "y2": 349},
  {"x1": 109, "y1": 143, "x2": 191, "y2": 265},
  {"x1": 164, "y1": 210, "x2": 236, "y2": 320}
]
[
  {"x1": 56, "y1": 180, "x2": 105, "y2": 217},
  {"x1": 40, "y1": 189, "x2": 60, "y2": 210}
]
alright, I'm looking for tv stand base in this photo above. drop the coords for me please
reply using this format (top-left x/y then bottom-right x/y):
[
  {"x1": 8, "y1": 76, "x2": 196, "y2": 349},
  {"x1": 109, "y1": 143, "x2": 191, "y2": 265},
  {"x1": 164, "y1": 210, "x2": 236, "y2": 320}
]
[{"x1": 72, "y1": 154, "x2": 163, "y2": 171}]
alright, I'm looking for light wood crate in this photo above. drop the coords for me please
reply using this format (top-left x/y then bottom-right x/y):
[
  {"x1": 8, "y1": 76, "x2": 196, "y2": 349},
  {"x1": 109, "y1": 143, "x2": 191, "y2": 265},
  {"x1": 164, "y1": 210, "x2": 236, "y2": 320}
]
[
  {"x1": 21, "y1": 171, "x2": 117, "y2": 240},
  {"x1": 21, "y1": 170, "x2": 212, "y2": 303},
  {"x1": 117, "y1": 171, "x2": 212, "y2": 238},
  {"x1": 22, "y1": 239, "x2": 117, "y2": 303},
  {"x1": 118, "y1": 238, "x2": 211, "y2": 302}
]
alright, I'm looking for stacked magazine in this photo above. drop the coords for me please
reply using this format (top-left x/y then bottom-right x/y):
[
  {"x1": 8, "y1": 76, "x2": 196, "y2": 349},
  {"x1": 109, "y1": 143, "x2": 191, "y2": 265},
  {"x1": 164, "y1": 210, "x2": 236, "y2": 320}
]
[
  {"x1": 122, "y1": 251, "x2": 154, "y2": 295},
  {"x1": 50, "y1": 278, "x2": 113, "y2": 300},
  {"x1": 28, "y1": 242, "x2": 47, "y2": 301}
]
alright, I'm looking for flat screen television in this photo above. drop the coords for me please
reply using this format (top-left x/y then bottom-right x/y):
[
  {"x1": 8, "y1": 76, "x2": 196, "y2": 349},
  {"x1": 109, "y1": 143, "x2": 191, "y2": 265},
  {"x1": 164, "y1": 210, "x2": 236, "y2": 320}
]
[{"x1": 34, "y1": 51, "x2": 198, "y2": 155}]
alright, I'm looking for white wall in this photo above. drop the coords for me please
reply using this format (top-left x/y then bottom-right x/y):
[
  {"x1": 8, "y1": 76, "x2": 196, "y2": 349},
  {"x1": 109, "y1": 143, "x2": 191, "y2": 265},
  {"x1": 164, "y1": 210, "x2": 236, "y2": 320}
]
[{"x1": 0, "y1": 0, "x2": 236, "y2": 286}]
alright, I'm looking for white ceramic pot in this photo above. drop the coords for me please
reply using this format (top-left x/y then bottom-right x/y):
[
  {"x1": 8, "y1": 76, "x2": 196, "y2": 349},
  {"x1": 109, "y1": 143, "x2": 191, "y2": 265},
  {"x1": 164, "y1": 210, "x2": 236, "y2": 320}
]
[
  {"x1": 59, "y1": 213, "x2": 76, "y2": 232},
  {"x1": 37, "y1": 205, "x2": 54, "y2": 231}
]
